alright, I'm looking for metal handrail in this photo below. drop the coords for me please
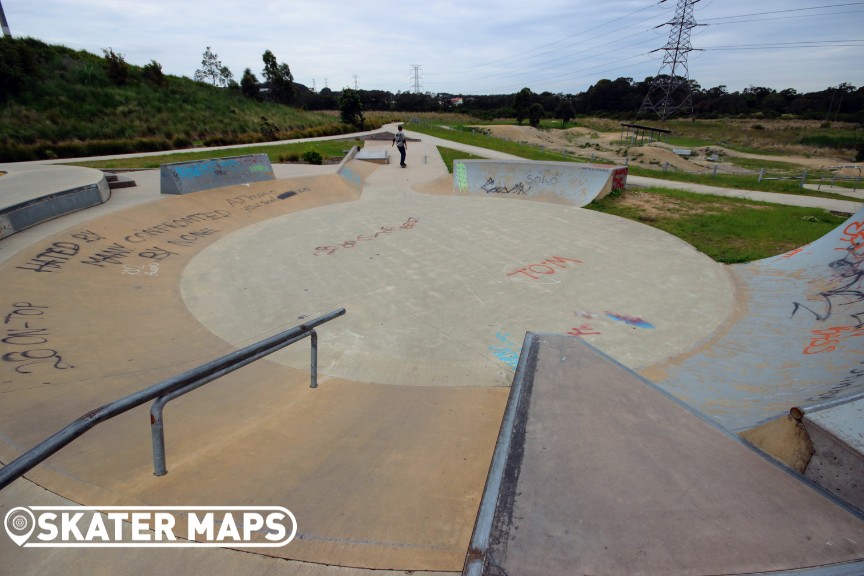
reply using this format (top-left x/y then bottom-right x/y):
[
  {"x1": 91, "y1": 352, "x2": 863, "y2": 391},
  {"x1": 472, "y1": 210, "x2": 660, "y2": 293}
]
[{"x1": 0, "y1": 308, "x2": 345, "y2": 490}]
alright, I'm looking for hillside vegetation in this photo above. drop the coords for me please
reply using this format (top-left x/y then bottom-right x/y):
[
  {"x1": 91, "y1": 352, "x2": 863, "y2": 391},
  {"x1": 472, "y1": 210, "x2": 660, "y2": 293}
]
[{"x1": 0, "y1": 37, "x2": 361, "y2": 162}]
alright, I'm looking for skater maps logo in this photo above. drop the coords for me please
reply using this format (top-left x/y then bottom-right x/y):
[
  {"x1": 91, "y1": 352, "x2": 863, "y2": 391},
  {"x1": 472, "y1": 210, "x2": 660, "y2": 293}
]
[{"x1": 4, "y1": 506, "x2": 296, "y2": 548}]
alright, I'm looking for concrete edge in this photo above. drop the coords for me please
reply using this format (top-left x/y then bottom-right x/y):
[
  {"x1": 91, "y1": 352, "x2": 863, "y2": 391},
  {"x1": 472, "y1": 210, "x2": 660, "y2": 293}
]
[
  {"x1": 0, "y1": 177, "x2": 110, "y2": 241},
  {"x1": 463, "y1": 332, "x2": 540, "y2": 576},
  {"x1": 463, "y1": 332, "x2": 864, "y2": 575}
]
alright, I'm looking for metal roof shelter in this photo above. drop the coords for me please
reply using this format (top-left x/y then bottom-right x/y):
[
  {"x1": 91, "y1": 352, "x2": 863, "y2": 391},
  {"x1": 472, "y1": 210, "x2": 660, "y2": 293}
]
[{"x1": 620, "y1": 122, "x2": 672, "y2": 144}]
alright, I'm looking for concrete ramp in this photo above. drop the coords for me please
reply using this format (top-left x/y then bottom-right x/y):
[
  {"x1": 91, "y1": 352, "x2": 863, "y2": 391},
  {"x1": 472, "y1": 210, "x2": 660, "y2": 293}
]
[
  {"x1": 453, "y1": 159, "x2": 627, "y2": 206},
  {"x1": 160, "y1": 153, "x2": 275, "y2": 195},
  {"x1": 465, "y1": 333, "x2": 864, "y2": 575},
  {"x1": 0, "y1": 164, "x2": 111, "y2": 240},
  {"x1": 645, "y1": 207, "x2": 864, "y2": 432}
]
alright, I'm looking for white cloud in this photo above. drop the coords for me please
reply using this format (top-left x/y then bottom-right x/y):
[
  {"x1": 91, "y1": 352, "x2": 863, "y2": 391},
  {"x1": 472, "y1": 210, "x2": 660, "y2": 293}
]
[{"x1": 4, "y1": 0, "x2": 862, "y2": 94}]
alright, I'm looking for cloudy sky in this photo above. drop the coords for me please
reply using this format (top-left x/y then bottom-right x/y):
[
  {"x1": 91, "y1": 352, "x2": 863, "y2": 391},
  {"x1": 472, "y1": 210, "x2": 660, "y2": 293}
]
[{"x1": 3, "y1": 0, "x2": 862, "y2": 95}]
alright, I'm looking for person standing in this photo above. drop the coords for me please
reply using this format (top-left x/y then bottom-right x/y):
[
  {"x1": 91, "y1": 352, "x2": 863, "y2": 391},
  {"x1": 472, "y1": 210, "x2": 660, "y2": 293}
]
[{"x1": 392, "y1": 125, "x2": 408, "y2": 168}]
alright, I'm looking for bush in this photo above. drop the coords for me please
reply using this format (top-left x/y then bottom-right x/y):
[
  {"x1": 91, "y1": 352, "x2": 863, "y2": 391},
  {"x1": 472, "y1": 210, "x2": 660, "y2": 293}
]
[
  {"x1": 102, "y1": 48, "x2": 129, "y2": 86},
  {"x1": 302, "y1": 150, "x2": 322, "y2": 165},
  {"x1": 142, "y1": 60, "x2": 165, "y2": 86},
  {"x1": 259, "y1": 116, "x2": 280, "y2": 141}
]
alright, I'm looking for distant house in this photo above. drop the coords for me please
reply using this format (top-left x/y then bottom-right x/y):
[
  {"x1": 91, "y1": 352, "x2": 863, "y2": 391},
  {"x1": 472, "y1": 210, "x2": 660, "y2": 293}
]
[{"x1": 451, "y1": 97, "x2": 463, "y2": 107}]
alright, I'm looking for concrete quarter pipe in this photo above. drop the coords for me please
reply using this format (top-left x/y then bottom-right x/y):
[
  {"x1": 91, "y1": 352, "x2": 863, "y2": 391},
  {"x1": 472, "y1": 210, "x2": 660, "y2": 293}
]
[{"x1": 645, "y1": 207, "x2": 864, "y2": 431}]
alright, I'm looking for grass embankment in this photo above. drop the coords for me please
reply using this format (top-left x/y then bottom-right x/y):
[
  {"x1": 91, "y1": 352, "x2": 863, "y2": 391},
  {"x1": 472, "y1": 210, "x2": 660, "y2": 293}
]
[
  {"x1": 74, "y1": 139, "x2": 365, "y2": 170},
  {"x1": 586, "y1": 188, "x2": 846, "y2": 263},
  {"x1": 0, "y1": 37, "x2": 360, "y2": 161}
]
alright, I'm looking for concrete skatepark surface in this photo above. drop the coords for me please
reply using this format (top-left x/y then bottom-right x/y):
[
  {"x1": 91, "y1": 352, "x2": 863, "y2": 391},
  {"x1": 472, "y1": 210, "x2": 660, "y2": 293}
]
[
  {"x1": 1, "y1": 125, "x2": 864, "y2": 575},
  {"x1": 645, "y1": 207, "x2": 864, "y2": 430}
]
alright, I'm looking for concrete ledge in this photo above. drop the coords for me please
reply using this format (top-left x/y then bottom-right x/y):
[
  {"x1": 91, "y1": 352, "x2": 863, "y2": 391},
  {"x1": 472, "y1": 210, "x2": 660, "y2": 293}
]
[
  {"x1": 0, "y1": 165, "x2": 110, "y2": 240},
  {"x1": 160, "y1": 153, "x2": 275, "y2": 195},
  {"x1": 354, "y1": 148, "x2": 390, "y2": 164},
  {"x1": 801, "y1": 395, "x2": 864, "y2": 512},
  {"x1": 453, "y1": 159, "x2": 627, "y2": 207},
  {"x1": 465, "y1": 333, "x2": 864, "y2": 575}
]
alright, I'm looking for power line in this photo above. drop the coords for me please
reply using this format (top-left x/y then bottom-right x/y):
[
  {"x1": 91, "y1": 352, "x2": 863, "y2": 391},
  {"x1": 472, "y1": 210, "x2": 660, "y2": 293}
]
[{"x1": 700, "y1": 2, "x2": 864, "y2": 21}]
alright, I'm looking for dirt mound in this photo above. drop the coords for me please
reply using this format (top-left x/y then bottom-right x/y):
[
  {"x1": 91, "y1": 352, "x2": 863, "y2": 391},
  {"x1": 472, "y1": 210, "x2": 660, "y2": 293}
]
[{"x1": 463, "y1": 124, "x2": 863, "y2": 176}]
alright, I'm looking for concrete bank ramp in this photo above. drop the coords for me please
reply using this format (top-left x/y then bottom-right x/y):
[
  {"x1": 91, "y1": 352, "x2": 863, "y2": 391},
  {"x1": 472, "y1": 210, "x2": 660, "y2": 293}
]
[
  {"x1": 645, "y1": 207, "x2": 864, "y2": 431},
  {"x1": 465, "y1": 333, "x2": 864, "y2": 575},
  {"x1": 0, "y1": 164, "x2": 111, "y2": 240},
  {"x1": 453, "y1": 159, "x2": 627, "y2": 206}
]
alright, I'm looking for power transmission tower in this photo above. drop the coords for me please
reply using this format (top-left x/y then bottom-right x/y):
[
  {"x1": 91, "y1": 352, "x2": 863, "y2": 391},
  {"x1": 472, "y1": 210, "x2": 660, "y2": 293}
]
[
  {"x1": 0, "y1": 0, "x2": 12, "y2": 38},
  {"x1": 410, "y1": 65, "x2": 423, "y2": 94},
  {"x1": 638, "y1": 0, "x2": 700, "y2": 120},
  {"x1": 353, "y1": 75, "x2": 359, "y2": 90}
]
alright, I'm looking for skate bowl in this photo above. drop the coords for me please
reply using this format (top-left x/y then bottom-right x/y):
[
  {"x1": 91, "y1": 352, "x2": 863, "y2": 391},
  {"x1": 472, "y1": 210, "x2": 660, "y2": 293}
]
[
  {"x1": 2, "y1": 132, "x2": 864, "y2": 575},
  {"x1": 453, "y1": 159, "x2": 627, "y2": 206}
]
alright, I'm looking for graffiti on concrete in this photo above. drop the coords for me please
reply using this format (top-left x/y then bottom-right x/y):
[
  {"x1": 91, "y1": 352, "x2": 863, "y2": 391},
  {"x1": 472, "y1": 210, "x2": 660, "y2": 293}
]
[
  {"x1": 15, "y1": 242, "x2": 81, "y2": 273},
  {"x1": 489, "y1": 331, "x2": 521, "y2": 370},
  {"x1": 122, "y1": 262, "x2": 160, "y2": 277},
  {"x1": 339, "y1": 166, "x2": 363, "y2": 187},
  {"x1": 773, "y1": 246, "x2": 813, "y2": 261},
  {"x1": 15, "y1": 212, "x2": 234, "y2": 273},
  {"x1": 506, "y1": 256, "x2": 583, "y2": 281},
  {"x1": 2, "y1": 302, "x2": 73, "y2": 375},
  {"x1": 791, "y1": 218, "x2": 864, "y2": 351},
  {"x1": 314, "y1": 217, "x2": 419, "y2": 256},
  {"x1": 804, "y1": 325, "x2": 864, "y2": 355},
  {"x1": 567, "y1": 324, "x2": 601, "y2": 337},
  {"x1": 121, "y1": 211, "x2": 232, "y2": 244},
  {"x1": 161, "y1": 154, "x2": 274, "y2": 195},
  {"x1": 226, "y1": 188, "x2": 309, "y2": 212},
  {"x1": 606, "y1": 311, "x2": 655, "y2": 329},
  {"x1": 611, "y1": 167, "x2": 628, "y2": 192},
  {"x1": 481, "y1": 178, "x2": 530, "y2": 196},
  {"x1": 454, "y1": 163, "x2": 469, "y2": 192}
]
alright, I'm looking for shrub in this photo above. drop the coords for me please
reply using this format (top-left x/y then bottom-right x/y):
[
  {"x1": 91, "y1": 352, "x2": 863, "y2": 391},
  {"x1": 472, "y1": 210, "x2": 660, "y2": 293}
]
[
  {"x1": 302, "y1": 150, "x2": 322, "y2": 165},
  {"x1": 102, "y1": 47, "x2": 129, "y2": 86},
  {"x1": 142, "y1": 60, "x2": 165, "y2": 86},
  {"x1": 259, "y1": 116, "x2": 280, "y2": 141}
]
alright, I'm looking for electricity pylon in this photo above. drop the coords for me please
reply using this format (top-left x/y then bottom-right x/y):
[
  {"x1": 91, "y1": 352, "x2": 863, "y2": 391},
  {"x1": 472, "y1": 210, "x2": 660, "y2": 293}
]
[{"x1": 638, "y1": 0, "x2": 700, "y2": 120}]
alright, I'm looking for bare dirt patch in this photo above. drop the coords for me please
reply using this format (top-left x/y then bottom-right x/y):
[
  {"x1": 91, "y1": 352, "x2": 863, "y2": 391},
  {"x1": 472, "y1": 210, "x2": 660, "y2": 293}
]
[
  {"x1": 614, "y1": 189, "x2": 712, "y2": 220},
  {"x1": 471, "y1": 123, "x2": 862, "y2": 176},
  {"x1": 613, "y1": 188, "x2": 767, "y2": 221}
]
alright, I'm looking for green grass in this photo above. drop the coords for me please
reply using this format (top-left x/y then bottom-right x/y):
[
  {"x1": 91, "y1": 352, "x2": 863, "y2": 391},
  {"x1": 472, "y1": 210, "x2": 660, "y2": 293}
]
[
  {"x1": 437, "y1": 146, "x2": 488, "y2": 172},
  {"x1": 408, "y1": 123, "x2": 590, "y2": 163},
  {"x1": 586, "y1": 187, "x2": 847, "y2": 263},
  {"x1": 0, "y1": 37, "x2": 361, "y2": 161},
  {"x1": 72, "y1": 139, "x2": 364, "y2": 169}
]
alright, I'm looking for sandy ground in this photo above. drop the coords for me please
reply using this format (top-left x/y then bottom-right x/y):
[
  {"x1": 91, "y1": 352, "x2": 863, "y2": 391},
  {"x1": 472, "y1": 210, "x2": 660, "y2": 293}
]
[{"x1": 473, "y1": 125, "x2": 863, "y2": 177}]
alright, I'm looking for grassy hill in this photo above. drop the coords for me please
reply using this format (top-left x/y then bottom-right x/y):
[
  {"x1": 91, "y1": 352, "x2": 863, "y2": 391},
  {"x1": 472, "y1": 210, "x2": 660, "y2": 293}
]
[{"x1": 0, "y1": 37, "x2": 361, "y2": 162}]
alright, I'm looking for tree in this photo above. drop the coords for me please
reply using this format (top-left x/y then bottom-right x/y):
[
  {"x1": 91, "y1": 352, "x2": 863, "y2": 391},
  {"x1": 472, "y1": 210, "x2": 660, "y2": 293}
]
[
  {"x1": 262, "y1": 49, "x2": 294, "y2": 104},
  {"x1": 555, "y1": 98, "x2": 575, "y2": 127},
  {"x1": 338, "y1": 88, "x2": 364, "y2": 129},
  {"x1": 513, "y1": 87, "x2": 532, "y2": 125},
  {"x1": 240, "y1": 68, "x2": 260, "y2": 99},
  {"x1": 194, "y1": 46, "x2": 231, "y2": 87},
  {"x1": 528, "y1": 102, "x2": 544, "y2": 128}
]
